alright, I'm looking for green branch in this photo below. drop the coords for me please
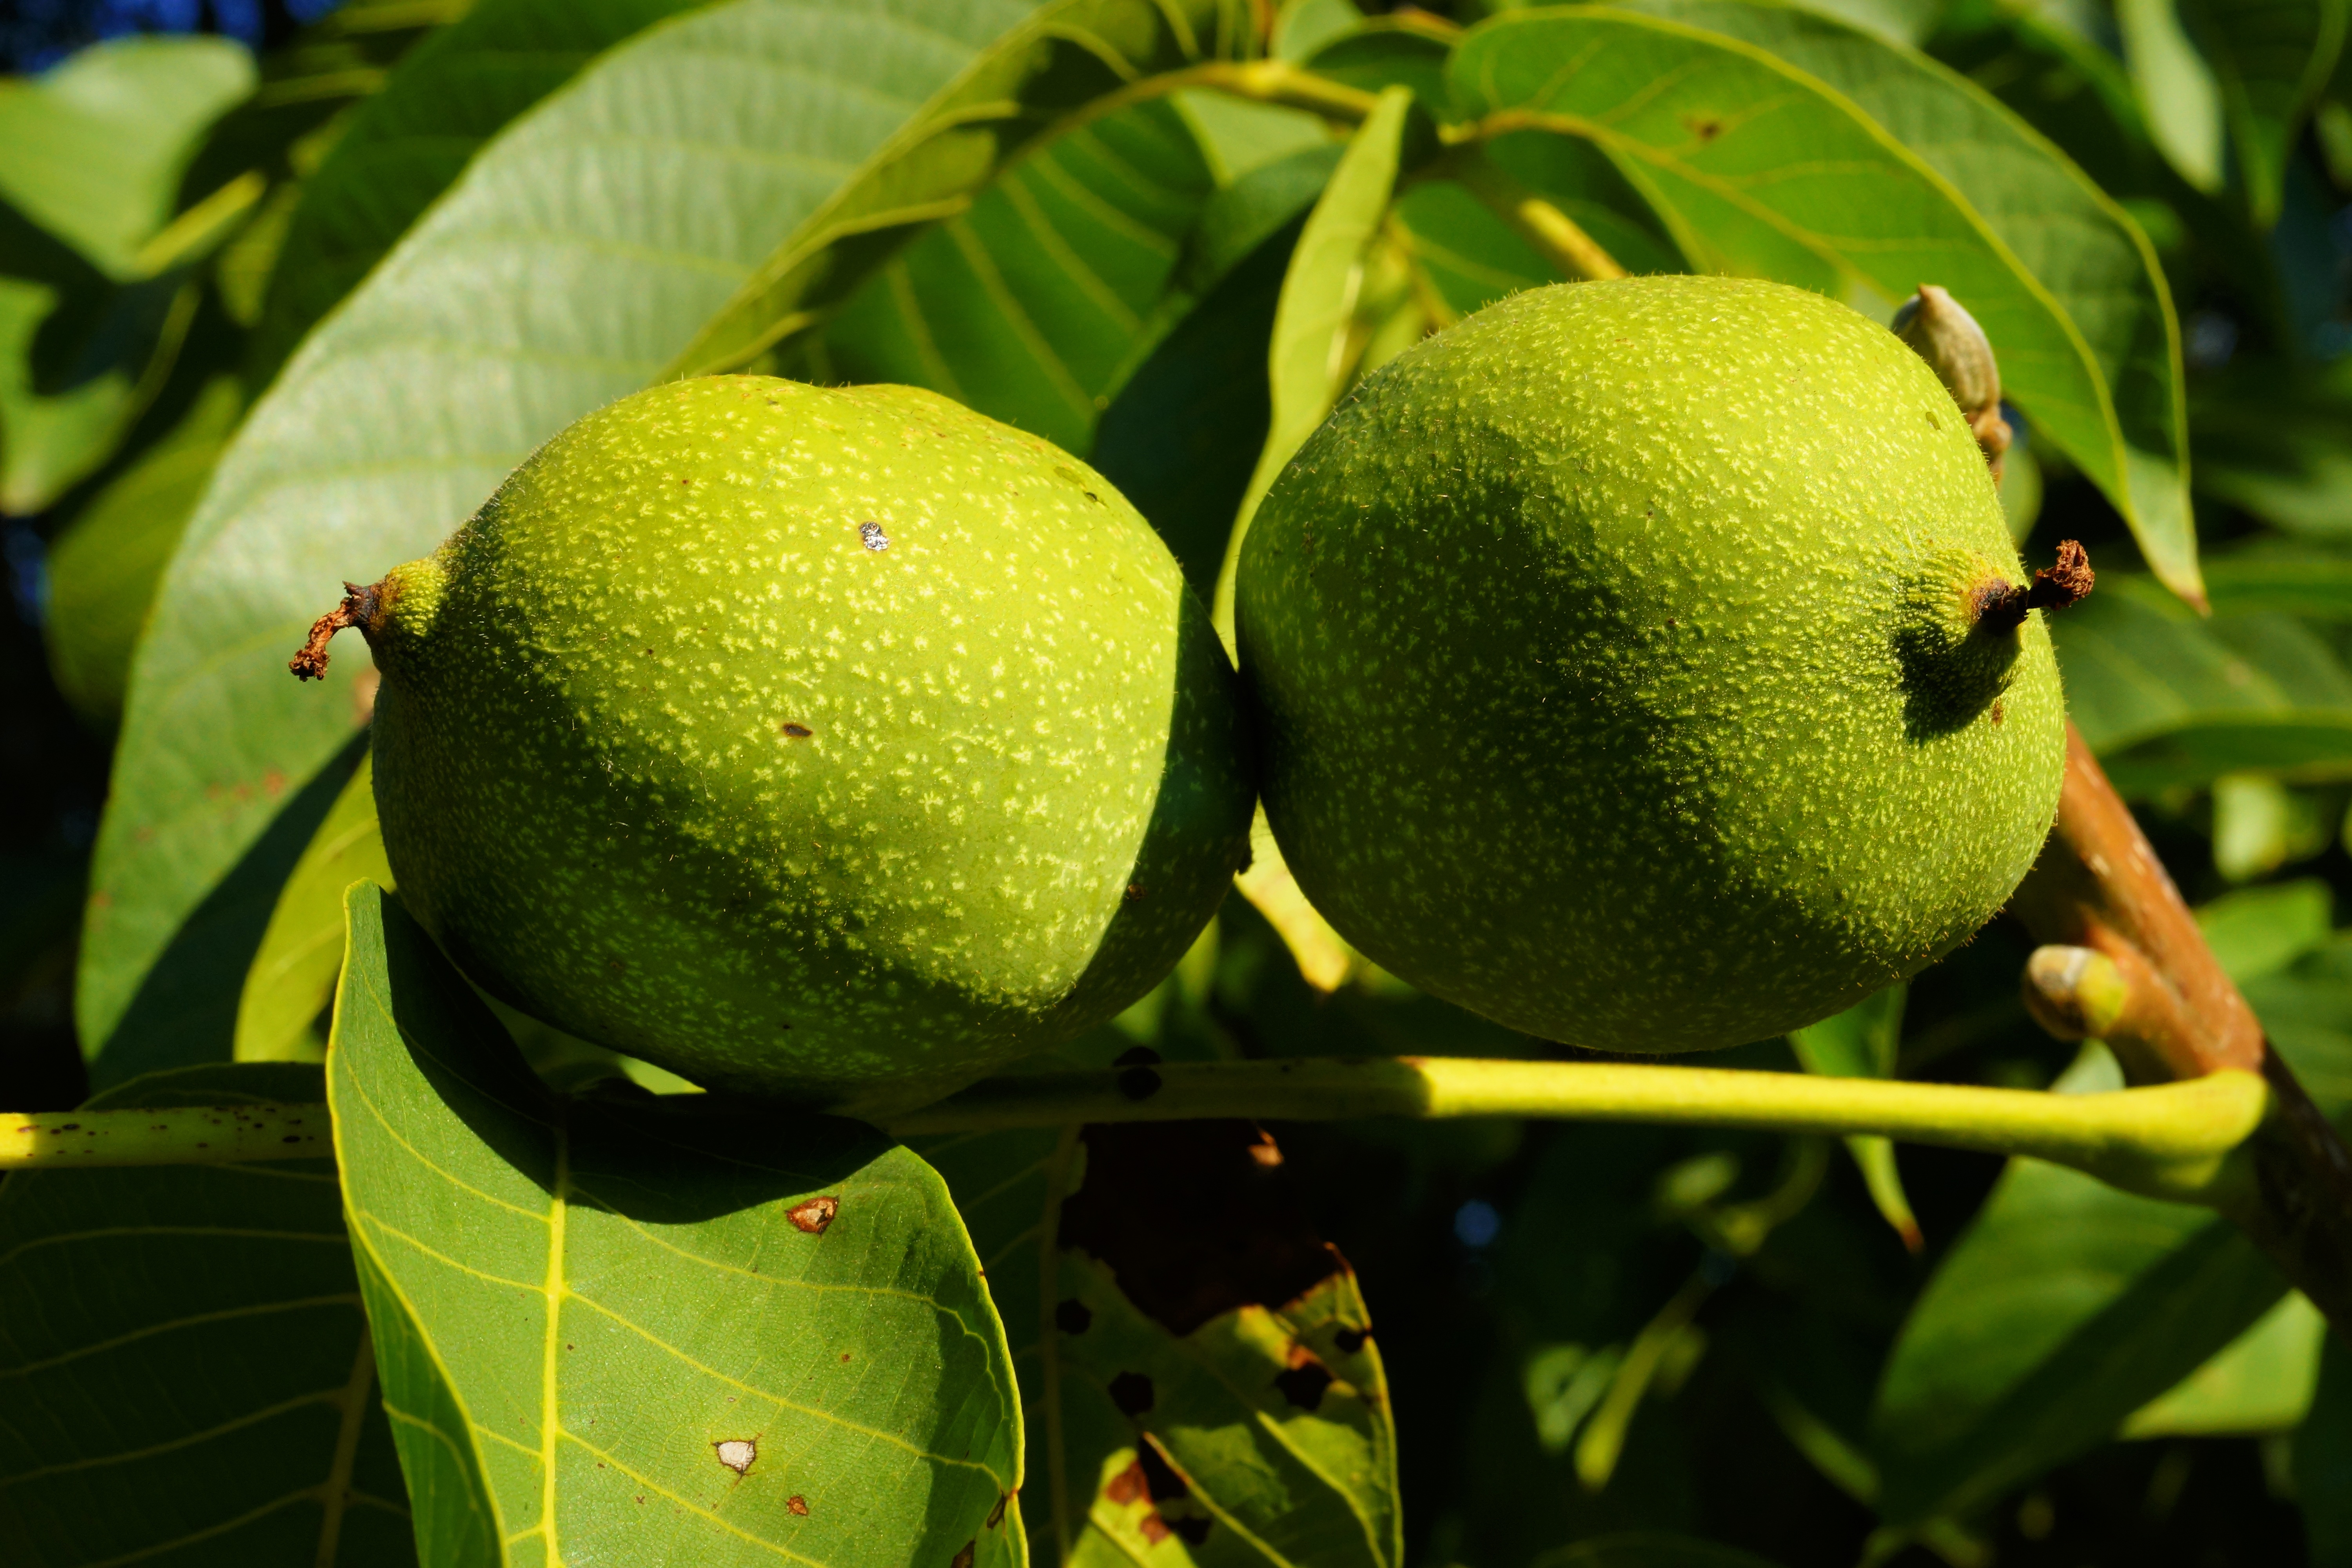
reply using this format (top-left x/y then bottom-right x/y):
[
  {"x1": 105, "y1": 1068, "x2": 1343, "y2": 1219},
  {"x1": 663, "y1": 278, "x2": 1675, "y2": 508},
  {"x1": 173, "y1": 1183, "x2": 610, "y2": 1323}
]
[{"x1": 3, "y1": 1058, "x2": 2270, "y2": 1206}]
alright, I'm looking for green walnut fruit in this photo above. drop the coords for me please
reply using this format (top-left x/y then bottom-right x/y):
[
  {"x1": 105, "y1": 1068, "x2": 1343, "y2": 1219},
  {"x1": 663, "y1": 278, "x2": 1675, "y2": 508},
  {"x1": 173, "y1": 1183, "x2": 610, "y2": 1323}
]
[
  {"x1": 300, "y1": 375, "x2": 1252, "y2": 1111},
  {"x1": 1235, "y1": 274, "x2": 2072, "y2": 1052}
]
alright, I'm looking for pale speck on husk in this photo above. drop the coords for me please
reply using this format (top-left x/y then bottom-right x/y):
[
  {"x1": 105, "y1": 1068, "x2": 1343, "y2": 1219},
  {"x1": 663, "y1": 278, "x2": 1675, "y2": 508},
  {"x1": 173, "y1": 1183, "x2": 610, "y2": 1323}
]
[{"x1": 1234, "y1": 275, "x2": 2067, "y2": 1052}]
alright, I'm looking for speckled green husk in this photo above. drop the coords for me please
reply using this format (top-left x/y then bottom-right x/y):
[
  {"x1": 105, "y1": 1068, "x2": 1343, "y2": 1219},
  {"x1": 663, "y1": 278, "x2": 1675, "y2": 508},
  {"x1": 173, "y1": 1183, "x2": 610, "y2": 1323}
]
[
  {"x1": 366, "y1": 376, "x2": 1252, "y2": 1110},
  {"x1": 1236, "y1": 276, "x2": 2066, "y2": 1052}
]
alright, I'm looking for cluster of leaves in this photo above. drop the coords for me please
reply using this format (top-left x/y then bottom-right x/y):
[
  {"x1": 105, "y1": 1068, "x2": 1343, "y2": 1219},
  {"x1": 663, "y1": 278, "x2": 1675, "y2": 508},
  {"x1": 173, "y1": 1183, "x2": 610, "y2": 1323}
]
[{"x1": 4, "y1": 0, "x2": 2352, "y2": 1564}]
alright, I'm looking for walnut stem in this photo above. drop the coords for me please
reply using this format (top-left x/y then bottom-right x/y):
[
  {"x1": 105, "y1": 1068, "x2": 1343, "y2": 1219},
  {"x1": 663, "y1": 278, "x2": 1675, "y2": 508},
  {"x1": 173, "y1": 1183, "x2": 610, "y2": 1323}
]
[
  {"x1": 288, "y1": 580, "x2": 384, "y2": 681},
  {"x1": 1977, "y1": 539, "x2": 2096, "y2": 633}
]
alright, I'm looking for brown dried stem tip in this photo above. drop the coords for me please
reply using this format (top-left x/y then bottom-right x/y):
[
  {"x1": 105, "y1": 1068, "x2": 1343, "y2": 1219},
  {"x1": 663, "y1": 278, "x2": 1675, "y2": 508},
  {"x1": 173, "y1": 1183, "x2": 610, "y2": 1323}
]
[
  {"x1": 288, "y1": 580, "x2": 384, "y2": 681},
  {"x1": 1976, "y1": 539, "x2": 2094, "y2": 634}
]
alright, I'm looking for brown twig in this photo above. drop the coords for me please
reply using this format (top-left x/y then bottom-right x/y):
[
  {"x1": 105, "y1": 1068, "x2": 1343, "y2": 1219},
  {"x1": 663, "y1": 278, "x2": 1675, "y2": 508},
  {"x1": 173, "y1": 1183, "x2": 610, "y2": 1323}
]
[{"x1": 2012, "y1": 727, "x2": 2352, "y2": 1335}]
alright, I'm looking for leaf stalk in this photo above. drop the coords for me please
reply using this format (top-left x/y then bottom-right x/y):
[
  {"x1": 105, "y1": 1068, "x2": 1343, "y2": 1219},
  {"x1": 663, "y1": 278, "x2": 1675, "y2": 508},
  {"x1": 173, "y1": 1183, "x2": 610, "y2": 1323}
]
[{"x1": 5, "y1": 1060, "x2": 2268, "y2": 1208}]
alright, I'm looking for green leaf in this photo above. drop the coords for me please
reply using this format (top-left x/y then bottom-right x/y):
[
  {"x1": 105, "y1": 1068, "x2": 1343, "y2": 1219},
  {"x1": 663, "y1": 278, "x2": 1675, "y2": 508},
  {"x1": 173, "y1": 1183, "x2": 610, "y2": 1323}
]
[
  {"x1": 1469, "y1": 126, "x2": 1692, "y2": 281},
  {"x1": 1571, "y1": 0, "x2": 2192, "y2": 602},
  {"x1": 237, "y1": 750, "x2": 392, "y2": 1065},
  {"x1": 0, "y1": 1061, "x2": 414, "y2": 1567},
  {"x1": 668, "y1": 0, "x2": 1261, "y2": 378},
  {"x1": 809, "y1": 98, "x2": 1220, "y2": 456},
  {"x1": 83, "y1": 0, "x2": 1035, "y2": 1076},
  {"x1": 40, "y1": 374, "x2": 241, "y2": 727},
  {"x1": 2119, "y1": 1291, "x2": 2324, "y2": 1437},
  {"x1": 2201, "y1": 541, "x2": 2352, "y2": 619},
  {"x1": 2195, "y1": 878, "x2": 2334, "y2": 984},
  {"x1": 1302, "y1": 23, "x2": 1457, "y2": 111},
  {"x1": 0, "y1": 276, "x2": 135, "y2": 514},
  {"x1": 2295, "y1": 1336, "x2": 2352, "y2": 1566},
  {"x1": 1449, "y1": 6, "x2": 2201, "y2": 606},
  {"x1": 0, "y1": 36, "x2": 256, "y2": 278},
  {"x1": 2241, "y1": 933, "x2": 2352, "y2": 1117},
  {"x1": 919, "y1": 1111, "x2": 1401, "y2": 1567},
  {"x1": 330, "y1": 882, "x2": 1023, "y2": 1566},
  {"x1": 2118, "y1": 0, "x2": 2226, "y2": 192},
  {"x1": 1868, "y1": 1046, "x2": 2288, "y2": 1524},
  {"x1": 1212, "y1": 84, "x2": 1416, "y2": 639},
  {"x1": 249, "y1": 0, "x2": 718, "y2": 384},
  {"x1": 2053, "y1": 574, "x2": 2352, "y2": 793},
  {"x1": 2190, "y1": 0, "x2": 2350, "y2": 227},
  {"x1": 1788, "y1": 986, "x2": 1919, "y2": 1250}
]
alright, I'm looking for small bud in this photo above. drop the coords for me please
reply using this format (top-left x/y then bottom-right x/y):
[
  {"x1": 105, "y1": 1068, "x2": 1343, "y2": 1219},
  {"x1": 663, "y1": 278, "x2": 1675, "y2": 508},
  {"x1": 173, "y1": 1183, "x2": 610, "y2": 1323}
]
[
  {"x1": 2022, "y1": 944, "x2": 2130, "y2": 1042},
  {"x1": 1893, "y1": 285, "x2": 2011, "y2": 469}
]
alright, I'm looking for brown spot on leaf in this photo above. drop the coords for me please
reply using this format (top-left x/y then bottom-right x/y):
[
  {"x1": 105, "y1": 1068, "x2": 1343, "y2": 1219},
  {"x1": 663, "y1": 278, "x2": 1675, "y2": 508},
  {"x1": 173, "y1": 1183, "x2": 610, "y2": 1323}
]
[
  {"x1": 781, "y1": 722, "x2": 813, "y2": 739},
  {"x1": 787, "y1": 1495, "x2": 809, "y2": 1517},
  {"x1": 1059, "y1": 1121, "x2": 1349, "y2": 1336},
  {"x1": 789, "y1": 1196, "x2": 839, "y2": 1234},
  {"x1": 1687, "y1": 114, "x2": 1723, "y2": 141},
  {"x1": 987, "y1": 1492, "x2": 1009, "y2": 1529},
  {"x1": 951, "y1": 1542, "x2": 975, "y2": 1568},
  {"x1": 1140, "y1": 1514, "x2": 1173, "y2": 1544},
  {"x1": 1124, "y1": 881, "x2": 1145, "y2": 902},
  {"x1": 1991, "y1": 699, "x2": 2005, "y2": 726},
  {"x1": 1104, "y1": 1461, "x2": 1148, "y2": 1505}
]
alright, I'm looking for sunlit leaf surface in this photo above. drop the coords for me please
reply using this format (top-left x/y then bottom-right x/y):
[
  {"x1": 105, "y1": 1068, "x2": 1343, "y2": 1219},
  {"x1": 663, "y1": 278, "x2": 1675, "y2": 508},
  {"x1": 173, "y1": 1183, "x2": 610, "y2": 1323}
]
[{"x1": 331, "y1": 883, "x2": 1022, "y2": 1566}]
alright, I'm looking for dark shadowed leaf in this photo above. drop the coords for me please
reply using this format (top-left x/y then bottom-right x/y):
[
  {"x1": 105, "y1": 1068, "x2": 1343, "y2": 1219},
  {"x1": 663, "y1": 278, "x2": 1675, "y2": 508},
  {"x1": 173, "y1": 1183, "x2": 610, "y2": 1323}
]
[
  {"x1": 331, "y1": 883, "x2": 1022, "y2": 1566},
  {"x1": 40, "y1": 375, "x2": 241, "y2": 726},
  {"x1": 82, "y1": 0, "x2": 1034, "y2": 1080},
  {"x1": 1091, "y1": 200, "x2": 1302, "y2": 598},
  {"x1": 2296, "y1": 1336, "x2": 2352, "y2": 1565},
  {"x1": 0, "y1": 276, "x2": 136, "y2": 514},
  {"x1": 1448, "y1": 7, "x2": 2200, "y2": 604},
  {"x1": 0, "y1": 1062, "x2": 412, "y2": 1567},
  {"x1": 2188, "y1": 0, "x2": 2346, "y2": 228},
  {"x1": 1868, "y1": 1045, "x2": 2287, "y2": 1524},
  {"x1": 917, "y1": 1056, "x2": 1401, "y2": 1568},
  {"x1": 809, "y1": 97, "x2": 1220, "y2": 456},
  {"x1": 1532, "y1": 1534, "x2": 1789, "y2": 1568}
]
